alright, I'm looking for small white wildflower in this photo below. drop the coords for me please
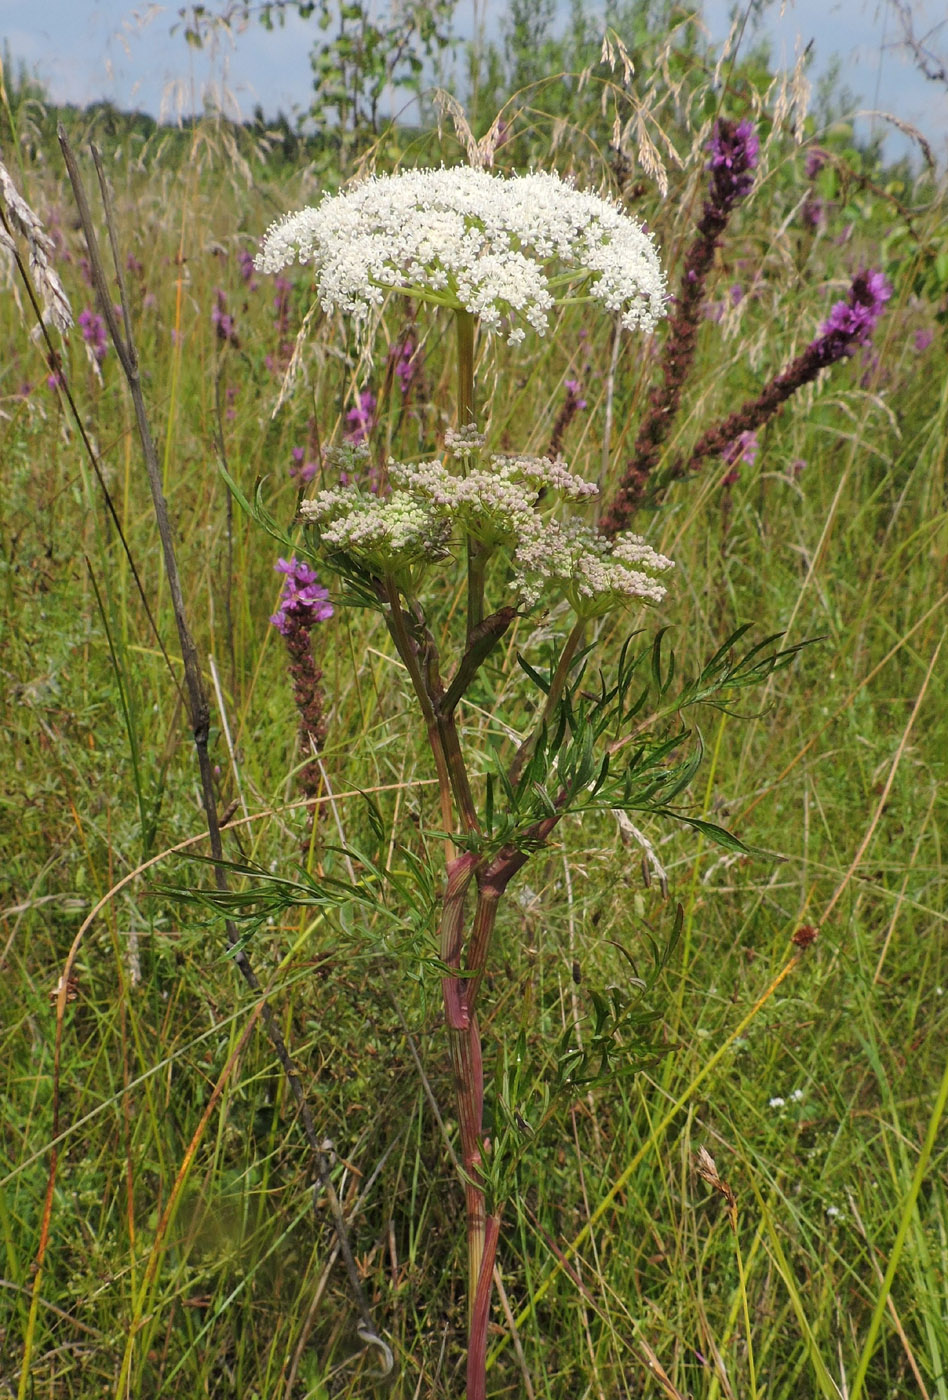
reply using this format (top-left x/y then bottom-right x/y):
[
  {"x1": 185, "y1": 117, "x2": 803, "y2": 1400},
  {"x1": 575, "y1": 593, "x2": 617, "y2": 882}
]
[
  {"x1": 256, "y1": 167, "x2": 666, "y2": 346},
  {"x1": 301, "y1": 484, "x2": 451, "y2": 577},
  {"x1": 490, "y1": 453, "x2": 599, "y2": 500},
  {"x1": 826, "y1": 1205, "x2": 841, "y2": 1219},
  {"x1": 790, "y1": 1088, "x2": 805, "y2": 1102},
  {"x1": 393, "y1": 458, "x2": 536, "y2": 548},
  {"x1": 298, "y1": 442, "x2": 675, "y2": 612},
  {"x1": 387, "y1": 451, "x2": 605, "y2": 555},
  {"x1": 513, "y1": 520, "x2": 673, "y2": 615},
  {"x1": 444, "y1": 425, "x2": 486, "y2": 458},
  {"x1": 768, "y1": 1096, "x2": 786, "y2": 1109}
]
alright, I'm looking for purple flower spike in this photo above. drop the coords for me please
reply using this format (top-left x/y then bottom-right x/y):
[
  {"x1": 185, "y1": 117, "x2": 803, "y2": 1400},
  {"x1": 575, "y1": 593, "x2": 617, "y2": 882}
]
[
  {"x1": 238, "y1": 249, "x2": 259, "y2": 289},
  {"x1": 345, "y1": 388, "x2": 378, "y2": 445},
  {"x1": 548, "y1": 373, "x2": 589, "y2": 457},
  {"x1": 722, "y1": 429, "x2": 759, "y2": 469},
  {"x1": 651, "y1": 269, "x2": 893, "y2": 497},
  {"x1": 270, "y1": 557, "x2": 333, "y2": 634},
  {"x1": 706, "y1": 118, "x2": 759, "y2": 213},
  {"x1": 802, "y1": 197, "x2": 823, "y2": 231},
  {"x1": 78, "y1": 306, "x2": 108, "y2": 366},
  {"x1": 814, "y1": 269, "x2": 892, "y2": 364},
  {"x1": 290, "y1": 445, "x2": 319, "y2": 483},
  {"x1": 212, "y1": 288, "x2": 239, "y2": 347},
  {"x1": 564, "y1": 378, "x2": 588, "y2": 411},
  {"x1": 805, "y1": 147, "x2": 828, "y2": 180},
  {"x1": 390, "y1": 334, "x2": 423, "y2": 399}
]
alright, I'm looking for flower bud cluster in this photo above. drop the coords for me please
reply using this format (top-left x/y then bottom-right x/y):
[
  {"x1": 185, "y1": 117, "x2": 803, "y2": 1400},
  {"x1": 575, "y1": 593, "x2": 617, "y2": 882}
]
[
  {"x1": 299, "y1": 445, "x2": 673, "y2": 616},
  {"x1": 256, "y1": 167, "x2": 666, "y2": 346}
]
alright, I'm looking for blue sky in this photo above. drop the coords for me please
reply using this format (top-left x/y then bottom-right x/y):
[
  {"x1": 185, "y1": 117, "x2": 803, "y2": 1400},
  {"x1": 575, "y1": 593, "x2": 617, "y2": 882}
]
[{"x1": 3, "y1": 0, "x2": 946, "y2": 163}]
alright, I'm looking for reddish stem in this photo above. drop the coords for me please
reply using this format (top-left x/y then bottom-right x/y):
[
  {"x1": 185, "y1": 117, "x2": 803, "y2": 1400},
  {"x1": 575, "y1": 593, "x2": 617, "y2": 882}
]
[
  {"x1": 449, "y1": 1011, "x2": 488, "y2": 1305},
  {"x1": 466, "y1": 1212, "x2": 502, "y2": 1400}
]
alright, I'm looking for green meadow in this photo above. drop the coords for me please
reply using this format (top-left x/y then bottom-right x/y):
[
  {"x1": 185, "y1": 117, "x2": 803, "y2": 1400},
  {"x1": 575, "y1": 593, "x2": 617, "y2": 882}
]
[{"x1": 1, "y1": 18, "x2": 947, "y2": 1398}]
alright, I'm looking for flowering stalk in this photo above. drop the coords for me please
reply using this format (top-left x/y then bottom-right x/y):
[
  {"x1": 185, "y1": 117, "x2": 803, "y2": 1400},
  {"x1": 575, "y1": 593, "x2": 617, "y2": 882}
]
[
  {"x1": 602, "y1": 118, "x2": 759, "y2": 536},
  {"x1": 297, "y1": 445, "x2": 671, "y2": 1392},
  {"x1": 270, "y1": 558, "x2": 333, "y2": 844},
  {"x1": 256, "y1": 165, "x2": 669, "y2": 1398},
  {"x1": 548, "y1": 375, "x2": 588, "y2": 459},
  {"x1": 660, "y1": 270, "x2": 892, "y2": 491}
]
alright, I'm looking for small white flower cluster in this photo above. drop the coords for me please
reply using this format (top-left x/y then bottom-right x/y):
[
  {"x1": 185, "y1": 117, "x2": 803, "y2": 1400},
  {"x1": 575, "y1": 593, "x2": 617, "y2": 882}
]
[
  {"x1": 256, "y1": 167, "x2": 666, "y2": 345},
  {"x1": 299, "y1": 447, "x2": 673, "y2": 615},
  {"x1": 768, "y1": 1089, "x2": 806, "y2": 1110},
  {"x1": 492, "y1": 453, "x2": 599, "y2": 499},
  {"x1": 444, "y1": 424, "x2": 486, "y2": 459},
  {"x1": 512, "y1": 519, "x2": 673, "y2": 614},
  {"x1": 390, "y1": 452, "x2": 599, "y2": 551},
  {"x1": 300, "y1": 484, "x2": 452, "y2": 577}
]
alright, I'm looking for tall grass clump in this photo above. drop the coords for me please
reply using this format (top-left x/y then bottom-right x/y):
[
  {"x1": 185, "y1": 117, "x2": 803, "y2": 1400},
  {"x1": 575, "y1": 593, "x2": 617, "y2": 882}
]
[{"x1": 1, "y1": 15, "x2": 947, "y2": 1400}]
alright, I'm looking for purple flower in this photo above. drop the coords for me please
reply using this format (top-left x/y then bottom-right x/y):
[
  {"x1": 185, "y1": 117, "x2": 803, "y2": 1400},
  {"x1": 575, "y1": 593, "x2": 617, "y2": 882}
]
[
  {"x1": 802, "y1": 197, "x2": 823, "y2": 231},
  {"x1": 238, "y1": 249, "x2": 258, "y2": 289},
  {"x1": 270, "y1": 557, "x2": 333, "y2": 634},
  {"x1": 722, "y1": 429, "x2": 759, "y2": 471},
  {"x1": 125, "y1": 252, "x2": 143, "y2": 276},
  {"x1": 390, "y1": 334, "x2": 422, "y2": 398},
  {"x1": 814, "y1": 269, "x2": 892, "y2": 364},
  {"x1": 548, "y1": 373, "x2": 589, "y2": 457},
  {"x1": 706, "y1": 118, "x2": 759, "y2": 212},
  {"x1": 805, "y1": 147, "x2": 828, "y2": 180},
  {"x1": 914, "y1": 328, "x2": 935, "y2": 352},
  {"x1": 211, "y1": 288, "x2": 239, "y2": 346},
  {"x1": 790, "y1": 458, "x2": 806, "y2": 477},
  {"x1": 290, "y1": 445, "x2": 319, "y2": 483},
  {"x1": 78, "y1": 306, "x2": 108, "y2": 366},
  {"x1": 345, "y1": 388, "x2": 377, "y2": 445},
  {"x1": 730, "y1": 284, "x2": 744, "y2": 306},
  {"x1": 564, "y1": 377, "x2": 588, "y2": 411}
]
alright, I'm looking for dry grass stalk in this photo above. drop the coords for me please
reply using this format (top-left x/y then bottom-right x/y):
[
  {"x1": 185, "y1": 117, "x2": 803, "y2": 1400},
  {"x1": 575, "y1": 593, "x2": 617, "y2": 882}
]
[{"x1": 0, "y1": 156, "x2": 73, "y2": 332}]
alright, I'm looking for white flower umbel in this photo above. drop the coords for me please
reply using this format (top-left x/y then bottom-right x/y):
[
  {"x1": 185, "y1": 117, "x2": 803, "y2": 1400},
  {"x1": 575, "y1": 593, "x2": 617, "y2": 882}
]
[
  {"x1": 256, "y1": 167, "x2": 666, "y2": 345},
  {"x1": 300, "y1": 452, "x2": 673, "y2": 617},
  {"x1": 300, "y1": 483, "x2": 452, "y2": 584},
  {"x1": 513, "y1": 518, "x2": 674, "y2": 615},
  {"x1": 392, "y1": 452, "x2": 598, "y2": 549}
]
